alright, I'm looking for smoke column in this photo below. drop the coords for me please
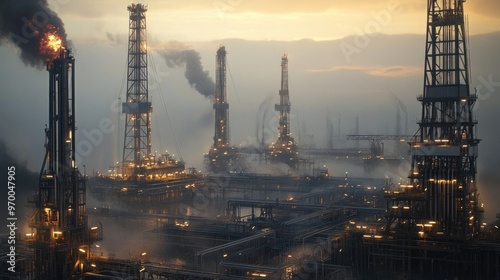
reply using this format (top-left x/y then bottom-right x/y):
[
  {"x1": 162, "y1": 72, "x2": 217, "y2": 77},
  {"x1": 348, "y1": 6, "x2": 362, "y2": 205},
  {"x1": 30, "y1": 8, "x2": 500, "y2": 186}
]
[
  {"x1": 0, "y1": 0, "x2": 68, "y2": 68},
  {"x1": 159, "y1": 46, "x2": 215, "y2": 98}
]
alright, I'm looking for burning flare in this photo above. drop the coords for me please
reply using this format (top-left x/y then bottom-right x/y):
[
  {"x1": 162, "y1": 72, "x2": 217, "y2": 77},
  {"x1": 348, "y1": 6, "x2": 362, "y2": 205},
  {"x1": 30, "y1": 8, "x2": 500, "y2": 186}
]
[{"x1": 39, "y1": 24, "x2": 64, "y2": 63}]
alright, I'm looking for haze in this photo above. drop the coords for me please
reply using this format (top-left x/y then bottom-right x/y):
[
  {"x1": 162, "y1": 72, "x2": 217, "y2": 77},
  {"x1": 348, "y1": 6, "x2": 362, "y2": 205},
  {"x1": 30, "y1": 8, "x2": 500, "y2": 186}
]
[{"x1": 0, "y1": 0, "x2": 499, "y2": 220}]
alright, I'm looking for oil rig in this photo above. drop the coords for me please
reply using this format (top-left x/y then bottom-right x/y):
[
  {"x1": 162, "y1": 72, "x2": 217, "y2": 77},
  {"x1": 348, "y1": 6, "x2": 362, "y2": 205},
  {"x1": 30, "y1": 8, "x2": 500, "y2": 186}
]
[
  {"x1": 25, "y1": 48, "x2": 101, "y2": 279},
  {"x1": 355, "y1": 1, "x2": 496, "y2": 278},
  {"x1": 120, "y1": 3, "x2": 185, "y2": 181},
  {"x1": 207, "y1": 45, "x2": 236, "y2": 172},
  {"x1": 268, "y1": 54, "x2": 299, "y2": 168},
  {"x1": 386, "y1": 0, "x2": 481, "y2": 240}
]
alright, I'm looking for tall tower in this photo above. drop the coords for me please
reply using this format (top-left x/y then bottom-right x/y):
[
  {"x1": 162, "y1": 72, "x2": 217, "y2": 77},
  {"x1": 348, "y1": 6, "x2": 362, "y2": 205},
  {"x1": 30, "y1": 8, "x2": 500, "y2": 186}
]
[
  {"x1": 269, "y1": 54, "x2": 298, "y2": 167},
  {"x1": 208, "y1": 46, "x2": 234, "y2": 171},
  {"x1": 277, "y1": 54, "x2": 291, "y2": 141},
  {"x1": 122, "y1": 3, "x2": 152, "y2": 178},
  {"x1": 28, "y1": 49, "x2": 97, "y2": 280},
  {"x1": 386, "y1": 0, "x2": 480, "y2": 240},
  {"x1": 214, "y1": 46, "x2": 229, "y2": 148}
]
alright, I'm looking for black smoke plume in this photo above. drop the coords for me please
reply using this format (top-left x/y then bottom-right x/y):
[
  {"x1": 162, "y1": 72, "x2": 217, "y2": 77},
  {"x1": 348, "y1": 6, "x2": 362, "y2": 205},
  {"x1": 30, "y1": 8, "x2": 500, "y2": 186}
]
[
  {"x1": 159, "y1": 46, "x2": 215, "y2": 98},
  {"x1": 0, "y1": 0, "x2": 68, "y2": 68}
]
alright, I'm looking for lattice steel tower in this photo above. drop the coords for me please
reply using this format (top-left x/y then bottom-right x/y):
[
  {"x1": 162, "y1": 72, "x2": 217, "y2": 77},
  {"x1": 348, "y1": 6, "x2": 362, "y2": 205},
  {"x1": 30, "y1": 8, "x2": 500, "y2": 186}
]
[
  {"x1": 213, "y1": 46, "x2": 229, "y2": 149},
  {"x1": 28, "y1": 49, "x2": 99, "y2": 280},
  {"x1": 277, "y1": 54, "x2": 291, "y2": 142},
  {"x1": 386, "y1": 0, "x2": 480, "y2": 240},
  {"x1": 208, "y1": 46, "x2": 233, "y2": 170},
  {"x1": 122, "y1": 3, "x2": 152, "y2": 177},
  {"x1": 269, "y1": 54, "x2": 298, "y2": 167}
]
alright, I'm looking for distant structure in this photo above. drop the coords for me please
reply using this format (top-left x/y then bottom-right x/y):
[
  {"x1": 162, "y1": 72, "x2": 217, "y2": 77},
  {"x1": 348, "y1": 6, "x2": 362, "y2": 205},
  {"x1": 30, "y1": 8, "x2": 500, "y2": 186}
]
[
  {"x1": 120, "y1": 4, "x2": 184, "y2": 180},
  {"x1": 347, "y1": 134, "x2": 412, "y2": 173},
  {"x1": 326, "y1": 116, "x2": 334, "y2": 150},
  {"x1": 354, "y1": 114, "x2": 359, "y2": 149},
  {"x1": 27, "y1": 49, "x2": 100, "y2": 279},
  {"x1": 268, "y1": 54, "x2": 299, "y2": 167},
  {"x1": 208, "y1": 46, "x2": 235, "y2": 171},
  {"x1": 393, "y1": 95, "x2": 408, "y2": 135},
  {"x1": 386, "y1": 0, "x2": 481, "y2": 240},
  {"x1": 347, "y1": 135, "x2": 413, "y2": 158}
]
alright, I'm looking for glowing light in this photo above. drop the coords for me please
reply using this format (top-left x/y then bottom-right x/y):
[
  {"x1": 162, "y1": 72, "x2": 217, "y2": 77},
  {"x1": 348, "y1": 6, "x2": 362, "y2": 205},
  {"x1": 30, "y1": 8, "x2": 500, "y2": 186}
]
[
  {"x1": 79, "y1": 248, "x2": 86, "y2": 253},
  {"x1": 39, "y1": 24, "x2": 64, "y2": 62},
  {"x1": 46, "y1": 34, "x2": 62, "y2": 51}
]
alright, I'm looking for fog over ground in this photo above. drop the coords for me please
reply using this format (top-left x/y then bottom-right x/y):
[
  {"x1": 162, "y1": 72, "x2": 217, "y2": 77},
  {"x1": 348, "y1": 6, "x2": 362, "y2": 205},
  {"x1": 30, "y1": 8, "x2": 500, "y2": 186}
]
[{"x1": 1, "y1": 1, "x2": 499, "y2": 223}]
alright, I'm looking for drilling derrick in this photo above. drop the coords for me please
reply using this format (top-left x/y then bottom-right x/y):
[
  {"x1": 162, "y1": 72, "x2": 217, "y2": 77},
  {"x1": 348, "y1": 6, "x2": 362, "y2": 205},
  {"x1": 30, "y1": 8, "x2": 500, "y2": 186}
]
[
  {"x1": 27, "y1": 49, "x2": 99, "y2": 280},
  {"x1": 119, "y1": 4, "x2": 184, "y2": 181},
  {"x1": 269, "y1": 54, "x2": 298, "y2": 168},
  {"x1": 208, "y1": 46, "x2": 234, "y2": 171},
  {"x1": 122, "y1": 3, "x2": 152, "y2": 179},
  {"x1": 386, "y1": 0, "x2": 481, "y2": 240}
]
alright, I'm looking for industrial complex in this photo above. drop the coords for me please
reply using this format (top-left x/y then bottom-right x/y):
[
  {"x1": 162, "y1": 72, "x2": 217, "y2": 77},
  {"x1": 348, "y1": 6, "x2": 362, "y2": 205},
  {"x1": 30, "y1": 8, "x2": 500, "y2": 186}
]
[{"x1": 1, "y1": 1, "x2": 500, "y2": 280}]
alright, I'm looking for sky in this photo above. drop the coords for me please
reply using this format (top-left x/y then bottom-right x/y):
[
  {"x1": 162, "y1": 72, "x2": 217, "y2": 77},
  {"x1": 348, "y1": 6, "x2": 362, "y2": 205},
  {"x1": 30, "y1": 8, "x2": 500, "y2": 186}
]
[
  {"x1": 1, "y1": 0, "x2": 500, "y2": 219},
  {"x1": 56, "y1": 0, "x2": 500, "y2": 43}
]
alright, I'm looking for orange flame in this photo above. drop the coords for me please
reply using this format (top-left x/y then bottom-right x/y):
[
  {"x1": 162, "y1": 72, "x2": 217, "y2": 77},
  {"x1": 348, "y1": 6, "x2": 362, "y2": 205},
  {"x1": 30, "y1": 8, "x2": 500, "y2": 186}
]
[
  {"x1": 46, "y1": 34, "x2": 62, "y2": 52},
  {"x1": 39, "y1": 24, "x2": 64, "y2": 63}
]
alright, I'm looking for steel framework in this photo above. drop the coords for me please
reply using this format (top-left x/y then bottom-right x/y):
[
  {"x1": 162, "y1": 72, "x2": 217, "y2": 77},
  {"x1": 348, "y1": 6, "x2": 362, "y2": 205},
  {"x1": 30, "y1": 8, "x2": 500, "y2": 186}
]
[
  {"x1": 347, "y1": 135, "x2": 413, "y2": 157},
  {"x1": 122, "y1": 3, "x2": 152, "y2": 177},
  {"x1": 386, "y1": 0, "x2": 481, "y2": 240},
  {"x1": 269, "y1": 54, "x2": 299, "y2": 167},
  {"x1": 208, "y1": 46, "x2": 234, "y2": 170},
  {"x1": 27, "y1": 49, "x2": 96, "y2": 280},
  {"x1": 213, "y1": 46, "x2": 229, "y2": 149}
]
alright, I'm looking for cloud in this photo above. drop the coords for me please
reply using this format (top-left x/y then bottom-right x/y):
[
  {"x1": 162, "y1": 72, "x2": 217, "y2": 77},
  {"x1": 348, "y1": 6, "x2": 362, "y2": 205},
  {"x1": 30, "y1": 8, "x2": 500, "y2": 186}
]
[
  {"x1": 58, "y1": 0, "x2": 388, "y2": 17},
  {"x1": 468, "y1": 0, "x2": 500, "y2": 18},
  {"x1": 307, "y1": 65, "x2": 422, "y2": 77},
  {"x1": 227, "y1": 0, "x2": 414, "y2": 15},
  {"x1": 55, "y1": 0, "x2": 498, "y2": 43},
  {"x1": 105, "y1": 32, "x2": 127, "y2": 45}
]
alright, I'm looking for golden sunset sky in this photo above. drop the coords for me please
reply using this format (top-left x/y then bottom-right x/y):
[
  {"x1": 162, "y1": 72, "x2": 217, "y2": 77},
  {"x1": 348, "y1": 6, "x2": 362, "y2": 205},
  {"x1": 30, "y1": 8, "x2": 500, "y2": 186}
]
[{"x1": 57, "y1": 0, "x2": 500, "y2": 43}]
